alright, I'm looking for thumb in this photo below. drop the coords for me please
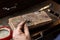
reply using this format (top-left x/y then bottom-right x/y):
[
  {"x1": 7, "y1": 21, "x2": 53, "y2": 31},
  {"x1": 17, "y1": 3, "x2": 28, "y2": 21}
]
[
  {"x1": 24, "y1": 24, "x2": 30, "y2": 36},
  {"x1": 17, "y1": 21, "x2": 25, "y2": 32}
]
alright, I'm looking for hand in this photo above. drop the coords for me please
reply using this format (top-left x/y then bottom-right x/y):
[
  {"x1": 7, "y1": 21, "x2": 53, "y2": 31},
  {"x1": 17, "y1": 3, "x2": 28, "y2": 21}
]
[{"x1": 13, "y1": 21, "x2": 31, "y2": 40}]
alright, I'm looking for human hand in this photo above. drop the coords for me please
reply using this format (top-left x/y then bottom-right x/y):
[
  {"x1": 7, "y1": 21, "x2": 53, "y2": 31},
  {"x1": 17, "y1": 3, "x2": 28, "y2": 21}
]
[{"x1": 13, "y1": 21, "x2": 31, "y2": 40}]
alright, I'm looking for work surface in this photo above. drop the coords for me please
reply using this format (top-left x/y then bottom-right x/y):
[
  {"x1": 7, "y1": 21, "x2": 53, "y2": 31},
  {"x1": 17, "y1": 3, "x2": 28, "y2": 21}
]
[{"x1": 0, "y1": 2, "x2": 60, "y2": 40}]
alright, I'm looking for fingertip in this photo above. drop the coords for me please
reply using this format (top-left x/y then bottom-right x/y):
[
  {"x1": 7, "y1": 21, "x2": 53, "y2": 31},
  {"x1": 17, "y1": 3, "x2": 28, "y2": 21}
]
[
  {"x1": 17, "y1": 21, "x2": 25, "y2": 28},
  {"x1": 24, "y1": 24, "x2": 30, "y2": 36},
  {"x1": 24, "y1": 24, "x2": 28, "y2": 30},
  {"x1": 18, "y1": 21, "x2": 25, "y2": 26}
]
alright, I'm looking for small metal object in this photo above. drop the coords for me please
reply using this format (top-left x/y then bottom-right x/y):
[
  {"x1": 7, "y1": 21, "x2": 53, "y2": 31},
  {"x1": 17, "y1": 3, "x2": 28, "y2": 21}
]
[
  {"x1": 26, "y1": 20, "x2": 31, "y2": 24},
  {"x1": 3, "y1": 7, "x2": 10, "y2": 11},
  {"x1": 25, "y1": 20, "x2": 32, "y2": 26}
]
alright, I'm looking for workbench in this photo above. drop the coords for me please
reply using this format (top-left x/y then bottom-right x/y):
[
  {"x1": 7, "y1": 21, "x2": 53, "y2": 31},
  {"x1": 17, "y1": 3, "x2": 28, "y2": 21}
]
[{"x1": 0, "y1": 2, "x2": 60, "y2": 40}]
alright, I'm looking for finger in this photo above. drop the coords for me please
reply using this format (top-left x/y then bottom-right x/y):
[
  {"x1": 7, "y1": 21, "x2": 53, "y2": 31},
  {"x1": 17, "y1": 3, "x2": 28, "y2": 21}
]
[
  {"x1": 17, "y1": 21, "x2": 25, "y2": 31},
  {"x1": 24, "y1": 24, "x2": 30, "y2": 36}
]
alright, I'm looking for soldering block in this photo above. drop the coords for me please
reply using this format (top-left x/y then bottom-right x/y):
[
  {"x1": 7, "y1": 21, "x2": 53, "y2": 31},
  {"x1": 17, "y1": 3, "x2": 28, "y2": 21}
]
[{"x1": 9, "y1": 11, "x2": 52, "y2": 30}]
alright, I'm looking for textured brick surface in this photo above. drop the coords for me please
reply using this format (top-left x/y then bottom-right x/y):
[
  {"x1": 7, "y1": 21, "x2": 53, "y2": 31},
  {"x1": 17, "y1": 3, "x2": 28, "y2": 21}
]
[{"x1": 9, "y1": 11, "x2": 52, "y2": 30}]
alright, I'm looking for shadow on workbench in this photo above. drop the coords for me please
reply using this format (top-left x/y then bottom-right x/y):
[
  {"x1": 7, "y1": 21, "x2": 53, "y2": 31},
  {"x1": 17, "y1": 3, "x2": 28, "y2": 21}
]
[
  {"x1": 43, "y1": 24, "x2": 60, "y2": 40},
  {"x1": 30, "y1": 23, "x2": 60, "y2": 40}
]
